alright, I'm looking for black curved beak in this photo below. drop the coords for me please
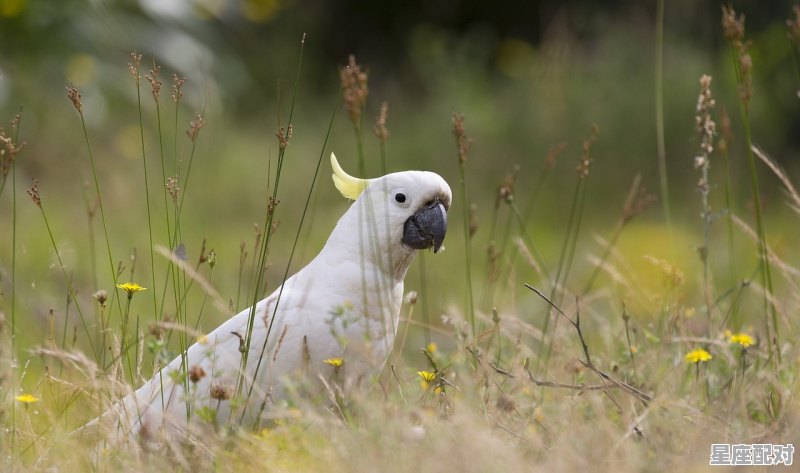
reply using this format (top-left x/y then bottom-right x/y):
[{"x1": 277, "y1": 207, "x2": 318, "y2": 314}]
[{"x1": 402, "y1": 200, "x2": 448, "y2": 253}]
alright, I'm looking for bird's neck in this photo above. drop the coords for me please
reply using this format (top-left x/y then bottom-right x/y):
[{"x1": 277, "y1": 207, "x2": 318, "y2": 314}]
[{"x1": 323, "y1": 201, "x2": 416, "y2": 283}]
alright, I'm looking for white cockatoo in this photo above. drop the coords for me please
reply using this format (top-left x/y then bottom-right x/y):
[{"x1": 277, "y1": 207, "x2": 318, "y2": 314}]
[{"x1": 83, "y1": 153, "x2": 451, "y2": 440}]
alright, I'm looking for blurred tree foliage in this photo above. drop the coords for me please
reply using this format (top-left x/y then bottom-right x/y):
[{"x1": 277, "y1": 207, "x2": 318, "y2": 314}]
[{"x1": 0, "y1": 0, "x2": 798, "y2": 198}]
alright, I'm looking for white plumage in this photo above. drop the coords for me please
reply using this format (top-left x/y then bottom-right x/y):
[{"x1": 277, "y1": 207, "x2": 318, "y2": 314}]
[{"x1": 84, "y1": 154, "x2": 451, "y2": 439}]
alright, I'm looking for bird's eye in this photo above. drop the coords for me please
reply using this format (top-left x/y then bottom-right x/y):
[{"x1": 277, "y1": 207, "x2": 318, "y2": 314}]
[{"x1": 391, "y1": 187, "x2": 410, "y2": 207}]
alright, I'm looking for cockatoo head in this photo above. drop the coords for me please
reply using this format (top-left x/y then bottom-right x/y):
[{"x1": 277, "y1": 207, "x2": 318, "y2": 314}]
[{"x1": 331, "y1": 153, "x2": 451, "y2": 255}]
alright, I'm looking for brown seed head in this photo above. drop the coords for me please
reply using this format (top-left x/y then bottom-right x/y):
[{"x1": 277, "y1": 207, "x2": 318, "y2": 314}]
[
  {"x1": 166, "y1": 176, "x2": 179, "y2": 203},
  {"x1": 721, "y1": 6, "x2": 745, "y2": 43},
  {"x1": 496, "y1": 165, "x2": 519, "y2": 207},
  {"x1": 172, "y1": 74, "x2": 186, "y2": 103},
  {"x1": 92, "y1": 289, "x2": 108, "y2": 307},
  {"x1": 0, "y1": 125, "x2": 24, "y2": 178},
  {"x1": 145, "y1": 63, "x2": 162, "y2": 102},
  {"x1": 187, "y1": 113, "x2": 205, "y2": 142},
  {"x1": 66, "y1": 86, "x2": 83, "y2": 114},
  {"x1": 736, "y1": 43, "x2": 753, "y2": 107},
  {"x1": 276, "y1": 124, "x2": 293, "y2": 150},
  {"x1": 210, "y1": 382, "x2": 233, "y2": 401},
  {"x1": 188, "y1": 365, "x2": 206, "y2": 383},
  {"x1": 452, "y1": 112, "x2": 471, "y2": 164},
  {"x1": 340, "y1": 55, "x2": 369, "y2": 125},
  {"x1": 27, "y1": 179, "x2": 41, "y2": 207},
  {"x1": 268, "y1": 196, "x2": 280, "y2": 214},
  {"x1": 695, "y1": 74, "x2": 716, "y2": 159},
  {"x1": 128, "y1": 51, "x2": 143, "y2": 84},
  {"x1": 373, "y1": 101, "x2": 389, "y2": 143}
]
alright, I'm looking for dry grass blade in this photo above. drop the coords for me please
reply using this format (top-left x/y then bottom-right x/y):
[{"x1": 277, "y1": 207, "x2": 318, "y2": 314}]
[{"x1": 752, "y1": 145, "x2": 800, "y2": 215}]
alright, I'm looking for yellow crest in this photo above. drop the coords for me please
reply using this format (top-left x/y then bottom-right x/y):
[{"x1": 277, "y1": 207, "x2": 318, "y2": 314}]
[{"x1": 331, "y1": 153, "x2": 371, "y2": 200}]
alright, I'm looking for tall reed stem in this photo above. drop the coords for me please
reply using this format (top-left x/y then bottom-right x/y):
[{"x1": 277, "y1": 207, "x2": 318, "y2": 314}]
[
  {"x1": 655, "y1": 0, "x2": 672, "y2": 241},
  {"x1": 452, "y1": 113, "x2": 475, "y2": 337}
]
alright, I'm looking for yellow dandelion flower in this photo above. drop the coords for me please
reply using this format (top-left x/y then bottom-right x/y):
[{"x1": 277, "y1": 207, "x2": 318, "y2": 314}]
[
  {"x1": 116, "y1": 282, "x2": 147, "y2": 298},
  {"x1": 15, "y1": 394, "x2": 39, "y2": 404},
  {"x1": 417, "y1": 370, "x2": 436, "y2": 390},
  {"x1": 685, "y1": 348, "x2": 712, "y2": 363},
  {"x1": 417, "y1": 370, "x2": 436, "y2": 382},
  {"x1": 728, "y1": 333, "x2": 754, "y2": 348},
  {"x1": 323, "y1": 357, "x2": 343, "y2": 367},
  {"x1": 426, "y1": 342, "x2": 438, "y2": 353}
]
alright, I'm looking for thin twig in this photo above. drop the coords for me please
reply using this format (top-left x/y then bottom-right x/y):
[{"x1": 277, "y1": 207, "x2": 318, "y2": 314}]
[{"x1": 524, "y1": 285, "x2": 653, "y2": 406}]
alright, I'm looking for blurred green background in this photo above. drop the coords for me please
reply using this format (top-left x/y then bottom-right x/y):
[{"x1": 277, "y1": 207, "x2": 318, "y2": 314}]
[{"x1": 1, "y1": 0, "x2": 799, "y2": 358}]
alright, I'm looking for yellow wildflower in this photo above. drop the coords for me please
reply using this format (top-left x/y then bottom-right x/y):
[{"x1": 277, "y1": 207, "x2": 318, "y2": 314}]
[
  {"x1": 418, "y1": 370, "x2": 436, "y2": 390},
  {"x1": 323, "y1": 357, "x2": 343, "y2": 367},
  {"x1": 630, "y1": 345, "x2": 638, "y2": 354},
  {"x1": 685, "y1": 348, "x2": 712, "y2": 363},
  {"x1": 417, "y1": 370, "x2": 436, "y2": 382},
  {"x1": 728, "y1": 332, "x2": 755, "y2": 348},
  {"x1": 15, "y1": 394, "x2": 39, "y2": 404},
  {"x1": 116, "y1": 282, "x2": 147, "y2": 299},
  {"x1": 426, "y1": 342, "x2": 438, "y2": 353}
]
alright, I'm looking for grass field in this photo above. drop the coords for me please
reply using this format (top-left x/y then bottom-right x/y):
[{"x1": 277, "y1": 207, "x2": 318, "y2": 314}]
[{"x1": 1, "y1": 3, "x2": 799, "y2": 471}]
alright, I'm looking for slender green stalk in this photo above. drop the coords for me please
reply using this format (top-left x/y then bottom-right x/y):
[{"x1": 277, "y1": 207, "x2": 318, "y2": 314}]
[
  {"x1": 655, "y1": 0, "x2": 672, "y2": 240},
  {"x1": 70, "y1": 93, "x2": 125, "y2": 328},
  {"x1": 246, "y1": 89, "x2": 343, "y2": 417},
  {"x1": 458, "y1": 156, "x2": 475, "y2": 335},
  {"x1": 721, "y1": 11, "x2": 780, "y2": 364},
  {"x1": 539, "y1": 178, "x2": 588, "y2": 378},
  {"x1": 154, "y1": 81, "x2": 173, "y2": 323},
  {"x1": 452, "y1": 113, "x2": 475, "y2": 336},
  {"x1": 418, "y1": 252, "x2": 431, "y2": 346},
  {"x1": 718, "y1": 110, "x2": 738, "y2": 328},
  {"x1": 171, "y1": 119, "x2": 205, "y2": 421},
  {"x1": 34, "y1": 197, "x2": 97, "y2": 358},
  {"x1": 500, "y1": 156, "x2": 555, "y2": 297},
  {"x1": 236, "y1": 36, "x2": 305, "y2": 407},
  {"x1": 9, "y1": 123, "x2": 17, "y2": 455},
  {"x1": 120, "y1": 292, "x2": 135, "y2": 384},
  {"x1": 378, "y1": 134, "x2": 387, "y2": 176},
  {"x1": 742, "y1": 119, "x2": 778, "y2": 363},
  {"x1": 132, "y1": 61, "x2": 159, "y2": 382},
  {"x1": 537, "y1": 129, "x2": 595, "y2": 379}
]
